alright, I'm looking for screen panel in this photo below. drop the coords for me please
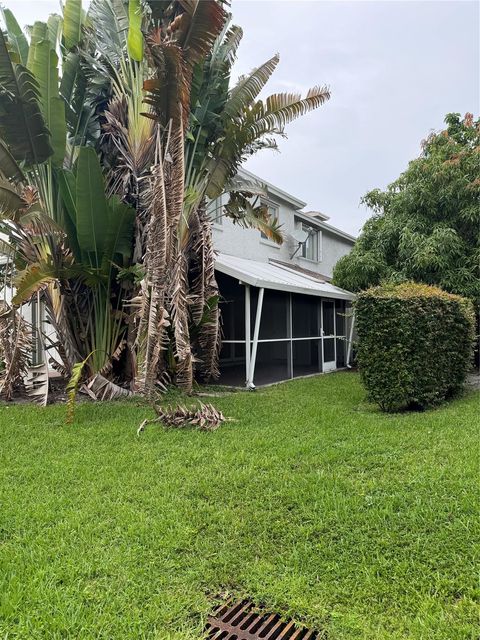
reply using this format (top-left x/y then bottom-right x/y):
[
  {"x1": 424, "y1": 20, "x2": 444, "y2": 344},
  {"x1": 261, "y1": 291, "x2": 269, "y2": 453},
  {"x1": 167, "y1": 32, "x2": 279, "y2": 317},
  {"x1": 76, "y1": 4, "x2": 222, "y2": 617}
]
[
  {"x1": 292, "y1": 294, "x2": 320, "y2": 338},
  {"x1": 293, "y1": 339, "x2": 321, "y2": 377}
]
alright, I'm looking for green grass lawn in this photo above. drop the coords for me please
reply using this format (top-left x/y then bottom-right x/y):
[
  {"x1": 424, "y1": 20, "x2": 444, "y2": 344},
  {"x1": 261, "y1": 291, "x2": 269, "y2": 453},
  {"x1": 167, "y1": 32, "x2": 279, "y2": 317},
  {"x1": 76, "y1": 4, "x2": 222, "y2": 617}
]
[{"x1": 0, "y1": 373, "x2": 478, "y2": 639}]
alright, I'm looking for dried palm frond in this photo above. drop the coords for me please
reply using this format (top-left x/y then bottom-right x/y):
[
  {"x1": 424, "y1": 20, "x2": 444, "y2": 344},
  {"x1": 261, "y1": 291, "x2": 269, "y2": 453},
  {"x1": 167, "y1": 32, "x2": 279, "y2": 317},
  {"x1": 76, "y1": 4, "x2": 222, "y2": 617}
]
[
  {"x1": 0, "y1": 302, "x2": 31, "y2": 400},
  {"x1": 137, "y1": 401, "x2": 227, "y2": 434},
  {"x1": 81, "y1": 373, "x2": 133, "y2": 400},
  {"x1": 24, "y1": 362, "x2": 49, "y2": 406}
]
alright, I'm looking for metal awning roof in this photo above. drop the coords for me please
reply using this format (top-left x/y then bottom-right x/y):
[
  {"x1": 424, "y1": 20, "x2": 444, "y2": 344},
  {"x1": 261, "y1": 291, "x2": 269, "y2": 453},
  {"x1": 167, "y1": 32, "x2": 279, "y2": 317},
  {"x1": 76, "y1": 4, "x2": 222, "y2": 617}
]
[{"x1": 215, "y1": 253, "x2": 354, "y2": 301}]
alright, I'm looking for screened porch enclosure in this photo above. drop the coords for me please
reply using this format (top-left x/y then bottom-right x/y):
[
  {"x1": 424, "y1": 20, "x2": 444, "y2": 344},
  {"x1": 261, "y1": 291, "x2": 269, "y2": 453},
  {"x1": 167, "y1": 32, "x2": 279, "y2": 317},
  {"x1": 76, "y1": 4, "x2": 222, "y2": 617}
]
[{"x1": 216, "y1": 271, "x2": 351, "y2": 387}]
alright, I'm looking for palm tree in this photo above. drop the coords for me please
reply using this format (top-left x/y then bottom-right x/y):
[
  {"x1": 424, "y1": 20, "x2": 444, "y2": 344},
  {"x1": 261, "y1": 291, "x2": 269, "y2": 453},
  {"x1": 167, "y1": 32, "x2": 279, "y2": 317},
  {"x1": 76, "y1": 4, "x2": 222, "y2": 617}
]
[
  {"x1": 0, "y1": 0, "x2": 330, "y2": 399},
  {"x1": 139, "y1": 1, "x2": 330, "y2": 392}
]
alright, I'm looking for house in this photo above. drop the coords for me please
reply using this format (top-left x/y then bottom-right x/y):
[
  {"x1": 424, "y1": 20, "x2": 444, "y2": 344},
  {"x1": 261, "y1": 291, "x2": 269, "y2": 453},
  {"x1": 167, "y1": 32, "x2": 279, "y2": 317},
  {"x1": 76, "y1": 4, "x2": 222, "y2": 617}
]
[
  {"x1": 209, "y1": 169, "x2": 356, "y2": 388},
  {"x1": 1, "y1": 169, "x2": 356, "y2": 391}
]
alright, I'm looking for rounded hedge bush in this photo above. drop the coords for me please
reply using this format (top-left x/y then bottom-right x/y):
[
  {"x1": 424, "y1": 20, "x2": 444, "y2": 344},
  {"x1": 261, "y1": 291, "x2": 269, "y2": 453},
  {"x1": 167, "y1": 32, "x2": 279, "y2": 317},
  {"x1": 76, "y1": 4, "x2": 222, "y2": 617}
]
[{"x1": 355, "y1": 282, "x2": 475, "y2": 411}]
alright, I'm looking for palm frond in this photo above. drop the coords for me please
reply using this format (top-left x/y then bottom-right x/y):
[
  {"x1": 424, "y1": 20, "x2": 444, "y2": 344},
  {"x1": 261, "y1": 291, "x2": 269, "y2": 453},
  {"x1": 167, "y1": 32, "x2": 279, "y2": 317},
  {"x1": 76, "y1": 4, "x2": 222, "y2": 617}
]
[
  {"x1": 24, "y1": 362, "x2": 49, "y2": 406},
  {"x1": 224, "y1": 54, "x2": 279, "y2": 119},
  {"x1": 0, "y1": 302, "x2": 31, "y2": 400},
  {"x1": 252, "y1": 85, "x2": 331, "y2": 135},
  {"x1": 224, "y1": 192, "x2": 284, "y2": 244}
]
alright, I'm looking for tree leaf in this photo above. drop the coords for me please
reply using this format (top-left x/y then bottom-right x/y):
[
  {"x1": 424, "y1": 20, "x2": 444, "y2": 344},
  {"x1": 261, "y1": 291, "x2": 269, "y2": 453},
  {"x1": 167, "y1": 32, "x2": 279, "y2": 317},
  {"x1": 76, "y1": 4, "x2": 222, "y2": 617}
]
[
  {"x1": 28, "y1": 39, "x2": 66, "y2": 165},
  {"x1": 0, "y1": 178, "x2": 24, "y2": 214},
  {"x1": 57, "y1": 167, "x2": 81, "y2": 260},
  {"x1": 75, "y1": 147, "x2": 109, "y2": 264},
  {"x1": 47, "y1": 13, "x2": 62, "y2": 51},
  {"x1": 63, "y1": 0, "x2": 83, "y2": 51},
  {"x1": 26, "y1": 21, "x2": 47, "y2": 69},
  {"x1": 104, "y1": 195, "x2": 135, "y2": 264},
  {"x1": 0, "y1": 139, "x2": 25, "y2": 182},
  {"x1": 0, "y1": 32, "x2": 53, "y2": 166},
  {"x1": 12, "y1": 262, "x2": 58, "y2": 304},
  {"x1": 127, "y1": 0, "x2": 143, "y2": 61},
  {"x1": 0, "y1": 8, "x2": 29, "y2": 66}
]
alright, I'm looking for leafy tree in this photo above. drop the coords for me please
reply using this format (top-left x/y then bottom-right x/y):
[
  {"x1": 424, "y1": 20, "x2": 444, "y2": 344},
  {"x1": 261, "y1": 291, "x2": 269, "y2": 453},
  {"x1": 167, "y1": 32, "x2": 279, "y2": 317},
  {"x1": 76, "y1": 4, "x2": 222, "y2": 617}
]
[
  {"x1": 333, "y1": 113, "x2": 480, "y2": 304},
  {"x1": 0, "y1": 0, "x2": 331, "y2": 398},
  {"x1": 0, "y1": 1, "x2": 135, "y2": 400}
]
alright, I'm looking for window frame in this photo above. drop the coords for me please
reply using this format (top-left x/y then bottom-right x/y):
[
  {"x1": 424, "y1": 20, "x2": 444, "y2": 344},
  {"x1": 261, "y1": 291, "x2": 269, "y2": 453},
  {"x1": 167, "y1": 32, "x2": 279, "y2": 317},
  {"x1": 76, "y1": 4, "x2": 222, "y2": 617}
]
[
  {"x1": 300, "y1": 222, "x2": 319, "y2": 262},
  {"x1": 259, "y1": 199, "x2": 280, "y2": 244},
  {"x1": 206, "y1": 195, "x2": 224, "y2": 226}
]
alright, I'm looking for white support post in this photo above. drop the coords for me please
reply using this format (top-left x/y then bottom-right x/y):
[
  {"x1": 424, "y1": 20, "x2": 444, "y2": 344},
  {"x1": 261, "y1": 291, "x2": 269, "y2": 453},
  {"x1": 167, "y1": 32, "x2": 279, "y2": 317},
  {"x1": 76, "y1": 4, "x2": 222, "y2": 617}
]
[
  {"x1": 287, "y1": 293, "x2": 293, "y2": 379},
  {"x1": 320, "y1": 299, "x2": 324, "y2": 372},
  {"x1": 247, "y1": 287, "x2": 264, "y2": 389},
  {"x1": 245, "y1": 284, "x2": 251, "y2": 386},
  {"x1": 346, "y1": 309, "x2": 356, "y2": 366}
]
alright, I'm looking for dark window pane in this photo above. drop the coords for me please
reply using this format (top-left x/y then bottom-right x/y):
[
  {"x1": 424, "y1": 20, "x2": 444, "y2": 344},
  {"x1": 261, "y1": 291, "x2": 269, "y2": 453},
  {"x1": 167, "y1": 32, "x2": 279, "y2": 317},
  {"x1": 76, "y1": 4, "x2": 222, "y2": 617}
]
[
  {"x1": 253, "y1": 341, "x2": 290, "y2": 384},
  {"x1": 336, "y1": 338, "x2": 346, "y2": 367},
  {"x1": 323, "y1": 337, "x2": 335, "y2": 363},
  {"x1": 292, "y1": 294, "x2": 320, "y2": 337},
  {"x1": 323, "y1": 300, "x2": 335, "y2": 336},
  {"x1": 254, "y1": 289, "x2": 288, "y2": 339},
  {"x1": 217, "y1": 272, "x2": 245, "y2": 340},
  {"x1": 335, "y1": 300, "x2": 346, "y2": 336},
  {"x1": 293, "y1": 340, "x2": 321, "y2": 377},
  {"x1": 218, "y1": 342, "x2": 246, "y2": 386}
]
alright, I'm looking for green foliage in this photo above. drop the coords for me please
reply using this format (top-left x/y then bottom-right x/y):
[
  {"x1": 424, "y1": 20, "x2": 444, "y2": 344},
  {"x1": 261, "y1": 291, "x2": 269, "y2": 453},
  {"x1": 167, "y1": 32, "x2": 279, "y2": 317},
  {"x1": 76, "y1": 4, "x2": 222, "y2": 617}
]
[
  {"x1": 27, "y1": 39, "x2": 66, "y2": 165},
  {"x1": 127, "y1": 0, "x2": 143, "y2": 61},
  {"x1": 62, "y1": 0, "x2": 83, "y2": 51},
  {"x1": 333, "y1": 113, "x2": 480, "y2": 304},
  {"x1": 0, "y1": 7, "x2": 29, "y2": 65},
  {"x1": 65, "y1": 352, "x2": 93, "y2": 424},
  {"x1": 355, "y1": 282, "x2": 475, "y2": 412},
  {"x1": 0, "y1": 31, "x2": 53, "y2": 166}
]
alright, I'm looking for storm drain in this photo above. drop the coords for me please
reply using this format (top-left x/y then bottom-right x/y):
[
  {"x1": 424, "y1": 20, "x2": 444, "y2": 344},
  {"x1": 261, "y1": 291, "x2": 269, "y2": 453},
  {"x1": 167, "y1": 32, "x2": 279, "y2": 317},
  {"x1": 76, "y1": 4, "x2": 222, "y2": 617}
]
[{"x1": 205, "y1": 599, "x2": 320, "y2": 639}]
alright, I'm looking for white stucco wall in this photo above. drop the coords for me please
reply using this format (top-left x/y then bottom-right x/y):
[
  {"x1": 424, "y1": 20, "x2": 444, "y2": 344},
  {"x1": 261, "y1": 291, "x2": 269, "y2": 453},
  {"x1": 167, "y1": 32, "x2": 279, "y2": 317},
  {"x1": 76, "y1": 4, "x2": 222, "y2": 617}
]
[{"x1": 211, "y1": 189, "x2": 354, "y2": 279}]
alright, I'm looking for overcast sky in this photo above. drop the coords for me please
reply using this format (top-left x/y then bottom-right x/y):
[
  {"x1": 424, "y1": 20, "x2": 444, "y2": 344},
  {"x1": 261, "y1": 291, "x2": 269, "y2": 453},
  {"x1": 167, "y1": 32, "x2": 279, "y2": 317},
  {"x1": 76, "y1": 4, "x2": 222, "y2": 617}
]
[{"x1": 5, "y1": 0, "x2": 479, "y2": 234}]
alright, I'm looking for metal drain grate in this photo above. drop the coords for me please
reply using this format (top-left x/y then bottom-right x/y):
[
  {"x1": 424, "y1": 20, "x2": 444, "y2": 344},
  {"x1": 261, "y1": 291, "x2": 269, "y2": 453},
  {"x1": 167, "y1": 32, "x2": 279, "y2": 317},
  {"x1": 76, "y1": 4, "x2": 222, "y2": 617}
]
[{"x1": 205, "y1": 599, "x2": 320, "y2": 639}]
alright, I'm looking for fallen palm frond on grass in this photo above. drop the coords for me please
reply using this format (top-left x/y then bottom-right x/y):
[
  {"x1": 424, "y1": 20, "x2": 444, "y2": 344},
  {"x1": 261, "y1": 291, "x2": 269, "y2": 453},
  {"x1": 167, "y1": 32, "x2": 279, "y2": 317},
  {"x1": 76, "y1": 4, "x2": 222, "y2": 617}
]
[{"x1": 137, "y1": 402, "x2": 228, "y2": 434}]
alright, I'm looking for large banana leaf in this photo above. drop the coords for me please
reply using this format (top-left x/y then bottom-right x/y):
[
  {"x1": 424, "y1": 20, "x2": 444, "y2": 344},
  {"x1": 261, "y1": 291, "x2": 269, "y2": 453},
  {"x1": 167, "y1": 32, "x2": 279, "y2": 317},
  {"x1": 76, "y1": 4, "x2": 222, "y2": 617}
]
[
  {"x1": 127, "y1": 0, "x2": 143, "y2": 61},
  {"x1": 0, "y1": 178, "x2": 24, "y2": 214},
  {"x1": 63, "y1": 0, "x2": 83, "y2": 51},
  {"x1": 26, "y1": 22, "x2": 48, "y2": 69},
  {"x1": 28, "y1": 39, "x2": 66, "y2": 165},
  {"x1": 57, "y1": 167, "x2": 81, "y2": 260},
  {"x1": 58, "y1": 166, "x2": 134, "y2": 268},
  {"x1": 75, "y1": 147, "x2": 109, "y2": 265},
  {"x1": 87, "y1": 0, "x2": 129, "y2": 63},
  {"x1": 0, "y1": 8, "x2": 29, "y2": 66},
  {"x1": 59, "y1": 51, "x2": 81, "y2": 121},
  {"x1": 104, "y1": 195, "x2": 135, "y2": 265},
  {"x1": 47, "y1": 14, "x2": 63, "y2": 51},
  {"x1": 0, "y1": 139, "x2": 25, "y2": 182},
  {"x1": 0, "y1": 32, "x2": 53, "y2": 166}
]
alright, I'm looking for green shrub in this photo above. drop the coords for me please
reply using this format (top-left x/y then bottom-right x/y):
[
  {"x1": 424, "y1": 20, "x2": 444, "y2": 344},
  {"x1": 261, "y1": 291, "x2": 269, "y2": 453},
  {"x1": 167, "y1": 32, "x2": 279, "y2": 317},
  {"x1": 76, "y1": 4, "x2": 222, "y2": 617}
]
[{"x1": 355, "y1": 282, "x2": 475, "y2": 411}]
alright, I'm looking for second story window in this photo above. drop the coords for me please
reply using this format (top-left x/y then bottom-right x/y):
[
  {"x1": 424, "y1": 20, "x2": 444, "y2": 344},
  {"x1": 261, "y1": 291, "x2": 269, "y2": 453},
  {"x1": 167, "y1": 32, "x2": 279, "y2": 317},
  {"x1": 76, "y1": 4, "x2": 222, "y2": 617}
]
[
  {"x1": 260, "y1": 201, "x2": 279, "y2": 240},
  {"x1": 301, "y1": 223, "x2": 319, "y2": 261},
  {"x1": 206, "y1": 195, "x2": 223, "y2": 225}
]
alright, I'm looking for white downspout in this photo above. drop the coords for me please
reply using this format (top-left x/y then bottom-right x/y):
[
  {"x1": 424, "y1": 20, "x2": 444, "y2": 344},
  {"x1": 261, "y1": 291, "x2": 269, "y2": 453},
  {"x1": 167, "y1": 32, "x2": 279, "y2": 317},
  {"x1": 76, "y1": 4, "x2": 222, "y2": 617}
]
[
  {"x1": 247, "y1": 287, "x2": 264, "y2": 389},
  {"x1": 346, "y1": 309, "x2": 356, "y2": 366},
  {"x1": 245, "y1": 284, "x2": 251, "y2": 386}
]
